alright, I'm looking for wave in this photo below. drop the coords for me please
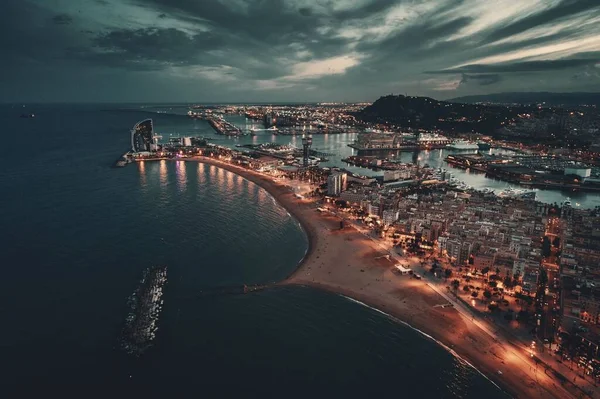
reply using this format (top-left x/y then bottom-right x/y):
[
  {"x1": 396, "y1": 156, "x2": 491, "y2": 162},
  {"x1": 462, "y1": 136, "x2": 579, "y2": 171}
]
[{"x1": 338, "y1": 294, "x2": 507, "y2": 395}]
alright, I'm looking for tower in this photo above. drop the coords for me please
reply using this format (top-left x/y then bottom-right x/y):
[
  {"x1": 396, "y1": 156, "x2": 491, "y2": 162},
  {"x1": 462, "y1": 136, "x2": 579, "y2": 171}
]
[{"x1": 302, "y1": 133, "x2": 312, "y2": 167}]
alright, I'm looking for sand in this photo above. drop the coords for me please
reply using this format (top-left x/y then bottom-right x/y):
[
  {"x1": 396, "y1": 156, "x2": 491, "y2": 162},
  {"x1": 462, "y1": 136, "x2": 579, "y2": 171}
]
[{"x1": 189, "y1": 156, "x2": 582, "y2": 399}]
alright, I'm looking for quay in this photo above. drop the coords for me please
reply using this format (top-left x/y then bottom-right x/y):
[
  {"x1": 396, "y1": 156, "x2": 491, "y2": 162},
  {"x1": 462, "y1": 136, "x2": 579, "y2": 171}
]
[
  {"x1": 195, "y1": 284, "x2": 269, "y2": 298},
  {"x1": 445, "y1": 153, "x2": 600, "y2": 192},
  {"x1": 342, "y1": 155, "x2": 413, "y2": 170},
  {"x1": 348, "y1": 143, "x2": 447, "y2": 152},
  {"x1": 208, "y1": 117, "x2": 243, "y2": 136}
]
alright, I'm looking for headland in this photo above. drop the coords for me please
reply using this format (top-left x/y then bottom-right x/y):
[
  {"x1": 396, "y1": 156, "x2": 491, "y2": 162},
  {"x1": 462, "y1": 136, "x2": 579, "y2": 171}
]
[{"x1": 183, "y1": 155, "x2": 579, "y2": 399}]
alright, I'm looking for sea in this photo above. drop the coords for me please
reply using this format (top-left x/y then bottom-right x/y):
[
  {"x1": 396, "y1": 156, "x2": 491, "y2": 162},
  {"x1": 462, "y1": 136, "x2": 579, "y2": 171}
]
[{"x1": 0, "y1": 102, "x2": 545, "y2": 398}]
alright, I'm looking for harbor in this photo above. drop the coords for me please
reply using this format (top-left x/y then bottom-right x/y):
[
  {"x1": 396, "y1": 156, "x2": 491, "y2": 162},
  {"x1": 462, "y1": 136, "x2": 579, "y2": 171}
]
[
  {"x1": 207, "y1": 117, "x2": 243, "y2": 136},
  {"x1": 115, "y1": 114, "x2": 600, "y2": 208},
  {"x1": 445, "y1": 153, "x2": 600, "y2": 192}
]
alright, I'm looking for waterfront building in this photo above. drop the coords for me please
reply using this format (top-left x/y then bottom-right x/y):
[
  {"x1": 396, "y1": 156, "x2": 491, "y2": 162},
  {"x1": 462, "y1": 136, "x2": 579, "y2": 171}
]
[
  {"x1": 353, "y1": 132, "x2": 402, "y2": 149},
  {"x1": 131, "y1": 119, "x2": 155, "y2": 153},
  {"x1": 366, "y1": 202, "x2": 380, "y2": 217},
  {"x1": 564, "y1": 167, "x2": 591, "y2": 179},
  {"x1": 513, "y1": 259, "x2": 527, "y2": 277},
  {"x1": 340, "y1": 190, "x2": 368, "y2": 205},
  {"x1": 445, "y1": 239, "x2": 472, "y2": 265},
  {"x1": 417, "y1": 133, "x2": 450, "y2": 146},
  {"x1": 383, "y1": 169, "x2": 412, "y2": 182},
  {"x1": 347, "y1": 175, "x2": 377, "y2": 186},
  {"x1": 327, "y1": 172, "x2": 347, "y2": 196},
  {"x1": 473, "y1": 252, "x2": 495, "y2": 270},
  {"x1": 382, "y1": 209, "x2": 399, "y2": 225}
]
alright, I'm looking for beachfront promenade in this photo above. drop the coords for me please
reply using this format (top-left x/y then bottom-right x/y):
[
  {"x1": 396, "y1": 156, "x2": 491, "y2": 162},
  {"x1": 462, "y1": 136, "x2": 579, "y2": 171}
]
[
  {"x1": 335, "y1": 208, "x2": 597, "y2": 398},
  {"x1": 182, "y1": 155, "x2": 588, "y2": 398}
]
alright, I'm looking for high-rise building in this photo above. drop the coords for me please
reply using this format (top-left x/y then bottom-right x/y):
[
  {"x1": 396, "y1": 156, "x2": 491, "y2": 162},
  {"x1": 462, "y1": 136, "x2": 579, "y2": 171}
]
[
  {"x1": 302, "y1": 134, "x2": 312, "y2": 167},
  {"x1": 131, "y1": 119, "x2": 154, "y2": 153},
  {"x1": 327, "y1": 172, "x2": 347, "y2": 196}
]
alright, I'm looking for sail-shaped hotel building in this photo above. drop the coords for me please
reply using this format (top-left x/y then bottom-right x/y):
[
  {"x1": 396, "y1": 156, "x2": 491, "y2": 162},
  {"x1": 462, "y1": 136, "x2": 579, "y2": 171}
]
[{"x1": 131, "y1": 119, "x2": 155, "y2": 153}]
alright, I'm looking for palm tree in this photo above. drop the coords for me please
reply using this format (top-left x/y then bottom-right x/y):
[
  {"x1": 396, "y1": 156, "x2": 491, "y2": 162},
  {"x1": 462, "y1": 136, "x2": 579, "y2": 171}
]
[
  {"x1": 480, "y1": 266, "x2": 490, "y2": 289},
  {"x1": 452, "y1": 279, "x2": 460, "y2": 296}
]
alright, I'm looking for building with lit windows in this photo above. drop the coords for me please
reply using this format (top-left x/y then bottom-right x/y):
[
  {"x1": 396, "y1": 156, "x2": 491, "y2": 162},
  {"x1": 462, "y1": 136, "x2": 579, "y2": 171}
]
[
  {"x1": 327, "y1": 172, "x2": 347, "y2": 196},
  {"x1": 131, "y1": 119, "x2": 155, "y2": 153}
]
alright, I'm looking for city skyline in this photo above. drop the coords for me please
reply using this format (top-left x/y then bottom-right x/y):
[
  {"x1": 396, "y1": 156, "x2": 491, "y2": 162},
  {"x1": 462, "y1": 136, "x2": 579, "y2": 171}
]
[{"x1": 3, "y1": 0, "x2": 600, "y2": 102}]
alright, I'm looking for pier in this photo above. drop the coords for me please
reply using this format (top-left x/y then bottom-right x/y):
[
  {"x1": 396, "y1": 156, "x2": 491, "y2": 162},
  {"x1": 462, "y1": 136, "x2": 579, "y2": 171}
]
[
  {"x1": 208, "y1": 117, "x2": 243, "y2": 136},
  {"x1": 348, "y1": 143, "x2": 447, "y2": 152},
  {"x1": 195, "y1": 284, "x2": 270, "y2": 298}
]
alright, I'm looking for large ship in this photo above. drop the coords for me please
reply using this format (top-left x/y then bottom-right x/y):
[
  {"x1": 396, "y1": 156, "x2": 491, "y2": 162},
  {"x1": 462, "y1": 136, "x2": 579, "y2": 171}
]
[
  {"x1": 477, "y1": 142, "x2": 491, "y2": 150},
  {"x1": 188, "y1": 110, "x2": 208, "y2": 119},
  {"x1": 120, "y1": 265, "x2": 167, "y2": 356},
  {"x1": 496, "y1": 187, "x2": 536, "y2": 200},
  {"x1": 446, "y1": 140, "x2": 480, "y2": 150}
]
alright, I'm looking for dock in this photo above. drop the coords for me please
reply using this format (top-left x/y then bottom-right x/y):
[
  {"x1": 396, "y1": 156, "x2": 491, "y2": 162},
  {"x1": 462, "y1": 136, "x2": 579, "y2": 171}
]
[
  {"x1": 195, "y1": 284, "x2": 269, "y2": 298},
  {"x1": 208, "y1": 117, "x2": 243, "y2": 136},
  {"x1": 348, "y1": 143, "x2": 447, "y2": 152}
]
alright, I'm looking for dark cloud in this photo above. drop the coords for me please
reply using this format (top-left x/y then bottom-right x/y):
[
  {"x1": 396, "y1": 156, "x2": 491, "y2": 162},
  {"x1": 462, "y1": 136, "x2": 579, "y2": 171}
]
[
  {"x1": 92, "y1": 28, "x2": 217, "y2": 65},
  {"x1": 52, "y1": 14, "x2": 73, "y2": 25},
  {"x1": 331, "y1": 0, "x2": 398, "y2": 21},
  {"x1": 3, "y1": 0, "x2": 600, "y2": 102},
  {"x1": 298, "y1": 7, "x2": 312, "y2": 17}
]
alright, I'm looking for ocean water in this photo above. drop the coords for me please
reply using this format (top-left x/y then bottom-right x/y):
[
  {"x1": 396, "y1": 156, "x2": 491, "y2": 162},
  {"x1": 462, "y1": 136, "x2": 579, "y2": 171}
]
[{"x1": 0, "y1": 104, "x2": 507, "y2": 397}]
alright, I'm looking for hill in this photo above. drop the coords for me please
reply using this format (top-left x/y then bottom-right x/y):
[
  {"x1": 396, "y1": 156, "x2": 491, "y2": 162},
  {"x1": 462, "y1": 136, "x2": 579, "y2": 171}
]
[
  {"x1": 355, "y1": 94, "x2": 519, "y2": 134},
  {"x1": 448, "y1": 92, "x2": 600, "y2": 106}
]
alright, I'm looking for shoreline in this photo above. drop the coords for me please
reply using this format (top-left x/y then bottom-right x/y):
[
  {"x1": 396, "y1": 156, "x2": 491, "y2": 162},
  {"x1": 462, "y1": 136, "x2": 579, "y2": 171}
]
[{"x1": 177, "y1": 156, "x2": 578, "y2": 398}]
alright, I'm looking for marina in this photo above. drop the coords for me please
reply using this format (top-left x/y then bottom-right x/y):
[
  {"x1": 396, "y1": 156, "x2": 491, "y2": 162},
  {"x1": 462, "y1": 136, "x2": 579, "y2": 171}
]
[
  {"x1": 114, "y1": 113, "x2": 600, "y2": 208},
  {"x1": 208, "y1": 117, "x2": 244, "y2": 136}
]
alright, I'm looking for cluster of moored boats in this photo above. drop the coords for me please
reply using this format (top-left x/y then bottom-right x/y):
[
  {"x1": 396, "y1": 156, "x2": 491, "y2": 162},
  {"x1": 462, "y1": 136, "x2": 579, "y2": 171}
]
[
  {"x1": 120, "y1": 265, "x2": 167, "y2": 356},
  {"x1": 433, "y1": 168, "x2": 537, "y2": 199}
]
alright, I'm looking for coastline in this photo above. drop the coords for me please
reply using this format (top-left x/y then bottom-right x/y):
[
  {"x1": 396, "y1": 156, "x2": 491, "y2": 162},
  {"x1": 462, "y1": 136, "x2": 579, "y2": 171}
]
[{"x1": 183, "y1": 156, "x2": 577, "y2": 399}]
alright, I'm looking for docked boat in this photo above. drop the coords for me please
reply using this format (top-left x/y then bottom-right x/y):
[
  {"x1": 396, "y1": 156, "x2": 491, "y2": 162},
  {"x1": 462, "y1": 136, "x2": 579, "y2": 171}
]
[
  {"x1": 187, "y1": 110, "x2": 206, "y2": 119},
  {"x1": 496, "y1": 187, "x2": 536, "y2": 200},
  {"x1": 446, "y1": 140, "x2": 479, "y2": 150}
]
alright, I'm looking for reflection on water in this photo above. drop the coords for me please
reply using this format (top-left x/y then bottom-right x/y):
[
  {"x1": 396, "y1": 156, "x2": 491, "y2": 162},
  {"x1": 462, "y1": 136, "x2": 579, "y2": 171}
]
[
  {"x1": 175, "y1": 160, "x2": 187, "y2": 192},
  {"x1": 197, "y1": 162, "x2": 206, "y2": 185},
  {"x1": 257, "y1": 184, "x2": 267, "y2": 207},
  {"x1": 138, "y1": 161, "x2": 146, "y2": 188},
  {"x1": 226, "y1": 167, "x2": 234, "y2": 191},
  {"x1": 159, "y1": 160, "x2": 168, "y2": 187},
  {"x1": 216, "y1": 166, "x2": 225, "y2": 192}
]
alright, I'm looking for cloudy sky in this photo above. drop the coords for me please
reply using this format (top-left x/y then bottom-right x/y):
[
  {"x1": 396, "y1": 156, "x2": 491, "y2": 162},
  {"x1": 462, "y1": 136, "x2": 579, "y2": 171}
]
[{"x1": 3, "y1": 0, "x2": 600, "y2": 102}]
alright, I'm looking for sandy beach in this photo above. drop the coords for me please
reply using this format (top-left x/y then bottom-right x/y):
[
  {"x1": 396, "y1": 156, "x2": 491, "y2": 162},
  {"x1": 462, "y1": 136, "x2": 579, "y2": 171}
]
[{"x1": 190, "y1": 156, "x2": 579, "y2": 399}]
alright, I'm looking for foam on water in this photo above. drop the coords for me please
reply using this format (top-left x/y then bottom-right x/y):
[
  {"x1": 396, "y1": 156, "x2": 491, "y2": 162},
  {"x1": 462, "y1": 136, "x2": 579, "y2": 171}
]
[{"x1": 339, "y1": 294, "x2": 506, "y2": 394}]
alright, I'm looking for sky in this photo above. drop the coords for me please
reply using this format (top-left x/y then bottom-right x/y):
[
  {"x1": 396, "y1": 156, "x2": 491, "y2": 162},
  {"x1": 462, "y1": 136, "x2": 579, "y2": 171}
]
[{"x1": 2, "y1": 0, "x2": 600, "y2": 102}]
